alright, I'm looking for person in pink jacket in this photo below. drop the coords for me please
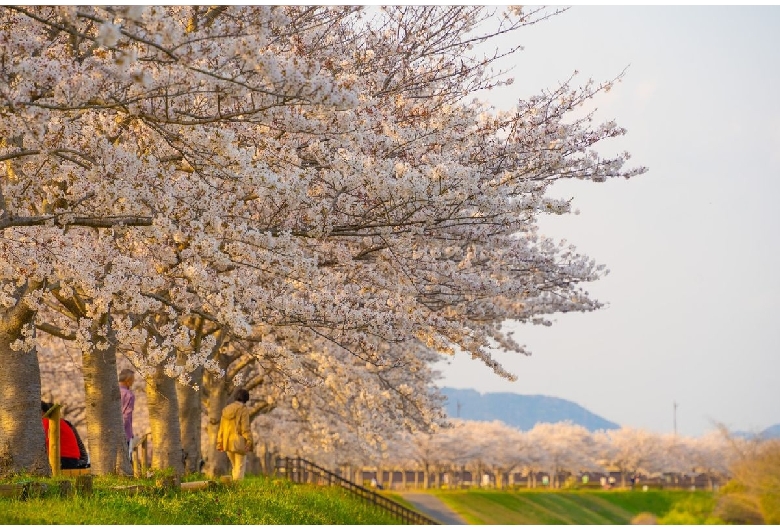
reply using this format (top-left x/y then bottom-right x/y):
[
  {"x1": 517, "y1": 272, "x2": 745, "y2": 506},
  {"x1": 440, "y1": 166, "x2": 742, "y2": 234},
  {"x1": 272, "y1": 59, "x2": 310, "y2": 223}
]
[{"x1": 118, "y1": 369, "x2": 135, "y2": 445}]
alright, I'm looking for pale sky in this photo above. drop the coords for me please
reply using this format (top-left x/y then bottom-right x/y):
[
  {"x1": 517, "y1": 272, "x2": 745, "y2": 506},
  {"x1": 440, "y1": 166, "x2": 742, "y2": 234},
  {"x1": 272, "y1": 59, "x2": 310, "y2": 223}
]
[{"x1": 437, "y1": 6, "x2": 780, "y2": 437}]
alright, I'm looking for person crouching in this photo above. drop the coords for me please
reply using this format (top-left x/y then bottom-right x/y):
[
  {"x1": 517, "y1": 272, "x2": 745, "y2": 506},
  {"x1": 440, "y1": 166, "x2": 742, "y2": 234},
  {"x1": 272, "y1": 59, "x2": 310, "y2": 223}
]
[{"x1": 41, "y1": 401, "x2": 90, "y2": 470}]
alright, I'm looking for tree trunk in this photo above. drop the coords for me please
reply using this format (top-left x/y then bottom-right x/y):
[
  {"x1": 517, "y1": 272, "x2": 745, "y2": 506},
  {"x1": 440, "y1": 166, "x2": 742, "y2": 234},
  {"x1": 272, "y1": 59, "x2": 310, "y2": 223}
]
[
  {"x1": 423, "y1": 464, "x2": 429, "y2": 489},
  {"x1": 147, "y1": 366, "x2": 184, "y2": 475},
  {"x1": 81, "y1": 317, "x2": 132, "y2": 476},
  {"x1": 176, "y1": 359, "x2": 203, "y2": 475},
  {"x1": 259, "y1": 441, "x2": 270, "y2": 475},
  {"x1": 201, "y1": 360, "x2": 229, "y2": 478},
  {"x1": 0, "y1": 307, "x2": 50, "y2": 477}
]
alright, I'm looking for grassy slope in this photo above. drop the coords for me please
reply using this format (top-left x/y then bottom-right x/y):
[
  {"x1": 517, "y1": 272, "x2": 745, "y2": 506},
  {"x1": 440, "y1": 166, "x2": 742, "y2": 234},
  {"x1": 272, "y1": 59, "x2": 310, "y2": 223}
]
[
  {"x1": 431, "y1": 489, "x2": 718, "y2": 525},
  {"x1": 0, "y1": 475, "x2": 400, "y2": 525}
]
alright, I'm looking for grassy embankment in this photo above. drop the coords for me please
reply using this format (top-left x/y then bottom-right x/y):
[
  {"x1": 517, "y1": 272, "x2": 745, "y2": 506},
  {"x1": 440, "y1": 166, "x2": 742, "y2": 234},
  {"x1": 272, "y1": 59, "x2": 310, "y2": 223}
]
[
  {"x1": 425, "y1": 489, "x2": 721, "y2": 525},
  {"x1": 0, "y1": 474, "x2": 401, "y2": 525}
]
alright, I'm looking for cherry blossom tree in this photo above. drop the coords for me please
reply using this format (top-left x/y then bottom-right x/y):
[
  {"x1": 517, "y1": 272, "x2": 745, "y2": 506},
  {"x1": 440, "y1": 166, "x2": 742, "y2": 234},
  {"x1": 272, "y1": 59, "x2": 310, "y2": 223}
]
[
  {"x1": 1, "y1": 6, "x2": 645, "y2": 476},
  {"x1": 475, "y1": 421, "x2": 530, "y2": 488},
  {"x1": 594, "y1": 427, "x2": 665, "y2": 487},
  {"x1": 527, "y1": 421, "x2": 596, "y2": 487},
  {"x1": 676, "y1": 432, "x2": 731, "y2": 489}
]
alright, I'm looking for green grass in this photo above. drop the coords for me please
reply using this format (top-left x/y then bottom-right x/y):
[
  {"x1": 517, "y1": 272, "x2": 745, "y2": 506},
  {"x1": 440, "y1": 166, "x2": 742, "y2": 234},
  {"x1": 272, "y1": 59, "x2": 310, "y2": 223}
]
[
  {"x1": 429, "y1": 489, "x2": 722, "y2": 525},
  {"x1": 0, "y1": 474, "x2": 724, "y2": 525},
  {"x1": 0, "y1": 475, "x2": 401, "y2": 525}
]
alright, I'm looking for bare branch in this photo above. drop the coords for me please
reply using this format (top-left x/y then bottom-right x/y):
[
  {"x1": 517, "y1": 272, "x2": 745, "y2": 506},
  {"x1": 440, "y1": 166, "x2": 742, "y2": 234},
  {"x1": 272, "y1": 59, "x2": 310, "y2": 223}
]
[{"x1": 0, "y1": 215, "x2": 152, "y2": 231}]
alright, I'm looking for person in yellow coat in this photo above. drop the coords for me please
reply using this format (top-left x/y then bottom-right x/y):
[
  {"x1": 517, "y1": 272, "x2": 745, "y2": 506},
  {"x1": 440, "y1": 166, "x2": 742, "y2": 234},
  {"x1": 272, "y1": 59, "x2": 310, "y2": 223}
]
[{"x1": 217, "y1": 388, "x2": 253, "y2": 480}]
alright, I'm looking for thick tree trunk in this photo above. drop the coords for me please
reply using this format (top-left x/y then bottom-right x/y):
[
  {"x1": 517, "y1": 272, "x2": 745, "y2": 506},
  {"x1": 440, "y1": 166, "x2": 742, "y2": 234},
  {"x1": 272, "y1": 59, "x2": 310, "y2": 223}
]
[
  {"x1": 147, "y1": 366, "x2": 184, "y2": 475},
  {"x1": 0, "y1": 308, "x2": 50, "y2": 477},
  {"x1": 176, "y1": 360, "x2": 203, "y2": 475},
  {"x1": 201, "y1": 364, "x2": 229, "y2": 477},
  {"x1": 81, "y1": 319, "x2": 132, "y2": 476}
]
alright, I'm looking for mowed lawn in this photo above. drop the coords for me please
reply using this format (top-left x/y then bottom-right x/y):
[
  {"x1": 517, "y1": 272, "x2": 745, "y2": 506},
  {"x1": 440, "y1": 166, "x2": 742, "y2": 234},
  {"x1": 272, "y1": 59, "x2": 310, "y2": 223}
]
[{"x1": 429, "y1": 489, "x2": 716, "y2": 525}]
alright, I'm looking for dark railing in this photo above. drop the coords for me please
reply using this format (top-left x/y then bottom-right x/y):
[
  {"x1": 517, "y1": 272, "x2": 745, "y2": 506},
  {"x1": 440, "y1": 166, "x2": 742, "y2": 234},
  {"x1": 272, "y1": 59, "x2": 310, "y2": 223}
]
[{"x1": 274, "y1": 457, "x2": 439, "y2": 525}]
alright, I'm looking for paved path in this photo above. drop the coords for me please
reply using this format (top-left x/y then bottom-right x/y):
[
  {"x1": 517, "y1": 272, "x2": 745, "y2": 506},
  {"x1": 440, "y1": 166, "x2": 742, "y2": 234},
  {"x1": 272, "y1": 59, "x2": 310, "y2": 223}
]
[{"x1": 400, "y1": 492, "x2": 468, "y2": 525}]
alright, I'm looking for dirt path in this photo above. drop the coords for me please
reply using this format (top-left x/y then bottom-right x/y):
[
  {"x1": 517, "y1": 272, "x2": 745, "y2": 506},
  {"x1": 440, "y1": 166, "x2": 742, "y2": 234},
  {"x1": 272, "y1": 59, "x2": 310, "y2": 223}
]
[{"x1": 399, "y1": 492, "x2": 468, "y2": 525}]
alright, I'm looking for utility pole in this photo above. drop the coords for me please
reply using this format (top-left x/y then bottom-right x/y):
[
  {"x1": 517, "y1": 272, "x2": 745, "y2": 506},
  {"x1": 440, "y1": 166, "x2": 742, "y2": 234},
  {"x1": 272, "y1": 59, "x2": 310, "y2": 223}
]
[
  {"x1": 673, "y1": 401, "x2": 678, "y2": 436},
  {"x1": 456, "y1": 400, "x2": 462, "y2": 418}
]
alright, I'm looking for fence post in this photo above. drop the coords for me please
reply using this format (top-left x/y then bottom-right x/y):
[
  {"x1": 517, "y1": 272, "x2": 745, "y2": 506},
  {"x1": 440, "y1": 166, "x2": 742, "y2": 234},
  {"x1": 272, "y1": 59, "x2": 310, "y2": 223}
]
[
  {"x1": 75, "y1": 474, "x2": 93, "y2": 497},
  {"x1": 43, "y1": 403, "x2": 62, "y2": 476}
]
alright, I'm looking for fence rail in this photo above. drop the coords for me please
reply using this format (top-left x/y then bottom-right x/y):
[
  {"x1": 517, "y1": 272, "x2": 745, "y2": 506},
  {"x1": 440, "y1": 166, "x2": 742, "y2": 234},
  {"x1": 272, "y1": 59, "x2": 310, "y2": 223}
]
[{"x1": 274, "y1": 457, "x2": 439, "y2": 525}]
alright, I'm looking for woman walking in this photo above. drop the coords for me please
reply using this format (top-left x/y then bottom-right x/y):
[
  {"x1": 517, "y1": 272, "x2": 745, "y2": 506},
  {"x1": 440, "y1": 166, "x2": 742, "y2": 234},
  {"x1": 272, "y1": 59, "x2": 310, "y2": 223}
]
[{"x1": 216, "y1": 388, "x2": 253, "y2": 480}]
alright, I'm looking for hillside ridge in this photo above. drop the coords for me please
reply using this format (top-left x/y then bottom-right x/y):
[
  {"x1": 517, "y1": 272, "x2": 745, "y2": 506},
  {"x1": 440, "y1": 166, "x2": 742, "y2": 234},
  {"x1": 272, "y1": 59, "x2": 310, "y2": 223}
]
[{"x1": 440, "y1": 387, "x2": 620, "y2": 431}]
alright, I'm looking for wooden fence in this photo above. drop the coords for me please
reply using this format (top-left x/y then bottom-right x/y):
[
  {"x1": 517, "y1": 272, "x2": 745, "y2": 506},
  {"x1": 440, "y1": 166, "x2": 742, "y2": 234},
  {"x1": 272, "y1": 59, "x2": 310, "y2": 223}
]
[{"x1": 274, "y1": 457, "x2": 439, "y2": 525}]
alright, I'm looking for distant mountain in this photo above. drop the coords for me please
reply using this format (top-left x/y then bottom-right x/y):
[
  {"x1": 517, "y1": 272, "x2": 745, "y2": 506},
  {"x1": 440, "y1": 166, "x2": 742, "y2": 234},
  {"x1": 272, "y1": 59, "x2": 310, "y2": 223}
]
[
  {"x1": 762, "y1": 424, "x2": 780, "y2": 438},
  {"x1": 440, "y1": 387, "x2": 620, "y2": 432},
  {"x1": 733, "y1": 424, "x2": 780, "y2": 440}
]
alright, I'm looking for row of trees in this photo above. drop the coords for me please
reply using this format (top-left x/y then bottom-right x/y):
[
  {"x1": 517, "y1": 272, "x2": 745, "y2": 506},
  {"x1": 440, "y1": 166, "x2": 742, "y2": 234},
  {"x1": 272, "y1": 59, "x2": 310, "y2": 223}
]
[
  {"x1": 280, "y1": 419, "x2": 743, "y2": 490},
  {"x1": 1, "y1": 6, "x2": 644, "y2": 477}
]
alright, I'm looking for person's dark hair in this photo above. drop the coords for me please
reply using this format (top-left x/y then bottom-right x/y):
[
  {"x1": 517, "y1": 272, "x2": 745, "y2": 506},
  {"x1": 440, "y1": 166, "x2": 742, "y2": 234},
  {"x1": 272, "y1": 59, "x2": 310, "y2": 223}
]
[
  {"x1": 233, "y1": 388, "x2": 249, "y2": 404},
  {"x1": 41, "y1": 401, "x2": 54, "y2": 414},
  {"x1": 118, "y1": 368, "x2": 135, "y2": 383}
]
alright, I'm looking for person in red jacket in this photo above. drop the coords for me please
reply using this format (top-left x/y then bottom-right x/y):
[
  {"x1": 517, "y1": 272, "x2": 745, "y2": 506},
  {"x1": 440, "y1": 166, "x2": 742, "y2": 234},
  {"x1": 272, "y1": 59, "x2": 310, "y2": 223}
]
[{"x1": 41, "y1": 401, "x2": 90, "y2": 469}]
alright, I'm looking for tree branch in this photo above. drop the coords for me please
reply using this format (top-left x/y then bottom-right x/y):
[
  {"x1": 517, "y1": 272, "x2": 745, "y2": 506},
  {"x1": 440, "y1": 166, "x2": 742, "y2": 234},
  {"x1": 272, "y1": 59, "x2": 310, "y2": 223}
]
[
  {"x1": 0, "y1": 215, "x2": 152, "y2": 231},
  {"x1": 35, "y1": 322, "x2": 77, "y2": 341}
]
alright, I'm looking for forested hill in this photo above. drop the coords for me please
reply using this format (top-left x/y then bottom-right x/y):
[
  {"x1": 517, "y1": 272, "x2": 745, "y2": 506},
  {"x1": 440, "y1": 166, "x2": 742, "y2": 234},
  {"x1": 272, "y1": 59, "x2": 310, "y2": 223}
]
[{"x1": 440, "y1": 387, "x2": 620, "y2": 432}]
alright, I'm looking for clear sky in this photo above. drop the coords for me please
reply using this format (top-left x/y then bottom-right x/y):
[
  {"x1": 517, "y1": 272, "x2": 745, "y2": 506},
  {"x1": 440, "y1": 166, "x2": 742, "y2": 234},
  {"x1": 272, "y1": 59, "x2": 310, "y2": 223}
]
[{"x1": 437, "y1": 6, "x2": 780, "y2": 437}]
